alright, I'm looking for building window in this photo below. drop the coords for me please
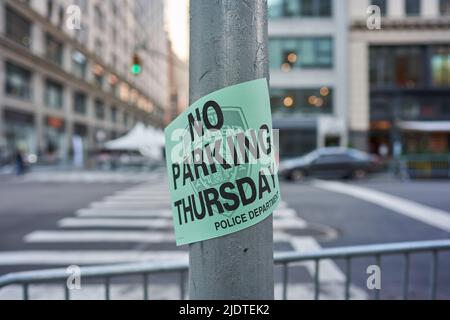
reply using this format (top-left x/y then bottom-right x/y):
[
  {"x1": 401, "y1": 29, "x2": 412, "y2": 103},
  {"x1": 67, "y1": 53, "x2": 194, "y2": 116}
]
[
  {"x1": 441, "y1": 0, "x2": 450, "y2": 15},
  {"x1": 5, "y1": 6, "x2": 31, "y2": 48},
  {"x1": 73, "y1": 91, "x2": 87, "y2": 115},
  {"x1": 270, "y1": 87, "x2": 333, "y2": 116},
  {"x1": 268, "y1": 0, "x2": 332, "y2": 18},
  {"x1": 405, "y1": 0, "x2": 421, "y2": 16},
  {"x1": 92, "y1": 64, "x2": 105, "y2": 88},
  {"x1": 45, "y1": 80, "x2": 64, "y2": 110},
  {"x1": 432, "y1": 46, "x2": 450, "y2": 87},
  {"x1": 74, "y1": 0, "x2": 88, "y2": 15},
  {"x1": 45, "y1": 34, "x2": 64, "y2": 66},
  {"x1": 47, "y1": 0, "x2": 53, "y2": 19},
  {"x1": 109, "y1": 74, "x2": 119, "y2": 96},
  {"x1": 370, "y1": 46, "x2": 424, "y2": 88},
  {"x1": 269, "y1": 38, "x2": 333, "y2": 70},
  {"x1": 95, "y1": 100, "x2": 105, "y2": 120},
  {"x1": 75, "y1": 24, "x2": 88, "y2": 44},
  {"x1": 72, "y1": 51, "x2": 87, "y2": 79},
  {"x1": 5, "y1": 62, "x2": 32, "y2": 100},
  {"x1": 94, "y1": 5, "x2": 104, "y2": 30},
  {"x1": 371, "y1": 0, "x2": 387, "y2": 16},
  {"x1": 111, "y1": 54, "x2": 118, "y2": 69},
  {"x1": 111, "y1": 106, "x2": 117, "y2": 123},
  {"x1": 4, "y1": 109, "x2": 36, "y2": 156},
  {"x1": 58, "y1": 5, "x2": 65, "y2": 27},
  {"x1": 112, "y1": 28, "x2": 118, "y2": 44},
  {"x1": 371, "y1": 93, "x2": 450, "y2": 122},
  {"x1": 111, "y1": 0, "x2": 119, "y2": 16},
  {"x1": 45, "y1": 116, "x2": 66, "y2": 161},
  {"x1": 123, "y1": 112, "x2": 129, "y2": 126},
  {"x1": 94, "y1": 39, "x2": 103, "y2": 57}
]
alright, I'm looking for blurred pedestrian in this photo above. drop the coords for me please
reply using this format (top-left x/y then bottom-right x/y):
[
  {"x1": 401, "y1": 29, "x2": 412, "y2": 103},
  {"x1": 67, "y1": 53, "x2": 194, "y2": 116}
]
[
  {"x1": 378, "y1": 143, "x2": 389, "y2": 159},
  {"x1": 15, "y1": 149, "x2": 25, "y2": 176}
]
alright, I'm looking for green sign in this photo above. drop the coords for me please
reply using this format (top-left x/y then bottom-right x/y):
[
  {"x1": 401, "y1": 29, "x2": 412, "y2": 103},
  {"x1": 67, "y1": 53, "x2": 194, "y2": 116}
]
[{"x1": 165, "y1": 79, "x2": 280, "y2": 246}]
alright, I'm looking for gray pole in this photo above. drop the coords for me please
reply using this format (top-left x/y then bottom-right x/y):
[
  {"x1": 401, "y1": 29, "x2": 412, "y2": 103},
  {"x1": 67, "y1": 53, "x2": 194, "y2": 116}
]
[{"x1": 189, "y1": 0, "x2": 273, "y2": 300}]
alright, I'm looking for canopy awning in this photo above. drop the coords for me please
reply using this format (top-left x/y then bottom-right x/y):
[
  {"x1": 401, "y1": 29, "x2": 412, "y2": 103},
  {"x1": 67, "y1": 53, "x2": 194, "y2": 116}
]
[
  {"x1": 104, "y1": 123, "x2": 165, "y2": 159},
  {"x1": 399, "y1": 121, "x2": 450, "y2": 133}
]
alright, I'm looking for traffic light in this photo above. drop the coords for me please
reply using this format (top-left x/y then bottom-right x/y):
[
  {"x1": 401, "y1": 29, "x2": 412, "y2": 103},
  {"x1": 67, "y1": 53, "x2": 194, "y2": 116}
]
[{"x1": 131, "y1": 53, "x2": 142, "y2": 75}]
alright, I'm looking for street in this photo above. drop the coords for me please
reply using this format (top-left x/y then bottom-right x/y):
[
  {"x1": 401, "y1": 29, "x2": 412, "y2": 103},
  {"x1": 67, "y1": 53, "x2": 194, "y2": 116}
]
[
  {"x1": 282, "y1": 178, "x2": 450, "y2": 299},
  {"x1": 0, "y1": 171, "x2": 449, "y2": 299}
]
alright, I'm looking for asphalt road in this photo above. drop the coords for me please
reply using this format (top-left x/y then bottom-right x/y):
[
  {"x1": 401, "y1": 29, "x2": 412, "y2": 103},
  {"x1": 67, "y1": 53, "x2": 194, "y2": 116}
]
[
  {"x1": 0, "y1": 181, "x2": 137, "y2": 273},
  {"x1": 0, "y1": 173, "x2": 449, "y2": 299},
  {"x1": 281, "y1": 178, "x2": 450, "y2": 300}
]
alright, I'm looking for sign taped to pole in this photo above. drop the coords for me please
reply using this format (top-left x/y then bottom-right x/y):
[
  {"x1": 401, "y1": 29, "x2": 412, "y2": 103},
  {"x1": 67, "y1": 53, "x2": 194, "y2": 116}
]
[{"x1": 165, "y1": 78, "x2": 280, "y2": 246}]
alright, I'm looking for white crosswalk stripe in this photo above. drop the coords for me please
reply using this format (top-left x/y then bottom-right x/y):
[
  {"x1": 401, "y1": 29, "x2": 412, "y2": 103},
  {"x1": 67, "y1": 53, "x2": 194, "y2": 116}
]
[
  {"x1": 312, "y1": 179, "x2": 450, "y2": 233},
  {"x1": 0, "y1": 251, "x2": 187, "y2": 266},
  {"x1": 76, "y1": 209, "x2": 172, "y2": 218},
  {"x1": 24, "y1": 230, "x2": 296, "y2": 244},
  {"x1": 24, "y1": 230, "x2": 176, "y2": 243},
  {"x1": 59, "y1": 217, "x2": 305, "y2": 230},
  {"x1": 18, "y1": 171, "x2": 163, "y2": 184},
  {"x1": 58, "y1": 218, "x2": 173, "y2": 229}
]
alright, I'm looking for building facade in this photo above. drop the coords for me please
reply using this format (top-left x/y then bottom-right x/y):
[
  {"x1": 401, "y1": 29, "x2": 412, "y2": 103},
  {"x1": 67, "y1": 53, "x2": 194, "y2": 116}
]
[
  {"x1": 0, "y1": 0, "x2": 168, "y2": 166},
  {"x1": 166, "y1": 40, "x2": 188, "y2": 125},
  {"x1": 349, "y1": 0, "x2": 450, "y2": 156},
  {"x1": 268, "y1": 0, "x2": 349, "y2": 158}
]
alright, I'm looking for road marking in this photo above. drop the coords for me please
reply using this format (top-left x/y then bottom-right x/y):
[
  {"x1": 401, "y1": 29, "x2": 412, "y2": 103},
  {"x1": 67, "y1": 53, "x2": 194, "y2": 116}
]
[
  {"x1": 20, "y1": 172, "x2": 158, "y2": 183},
  {"x1": 58, "y1": 218, "x2": 173, "y2": 229},
  {"x1": 89, "y1": 201, "x2": 169, "y2": 209},
  {"x1": 76, "y1": 209, "x2": 172, "y2": 218},
  {"x1": 59, "y1": 217, "x2": 305, "y2": 230},
  {"x1": 312, "y1": 180, "x2": 450, "y2": 233},
  {"x1": 274, "y1": 208, "x2": 297, "y2": 219},
  {"x1": 274, "y1": 219, "x2": 307, "y2": 229},
  {"x1": 24, "y1": 230, "x2": 292, "y2": 244},
  {"x1": 278, "y1": 201, "x2": 288, "y2": 208},
  {"x1": 281, "y1": 235, "x2": 367, "y2": 299},
  {"x1": 104, "y1": 195, "x2": 170, "y2": 201},
  {"x1": 24, "y1": 230, "x2": 176, "y2": 243},
  {"x1": 0, "y1": 282, "x2": 364, "y2": 300},
  {"x1": 287, "y1": 236, "x2": 345, "y2": 282},
  {"x1": 0, "y1": 283, "x2": 185, "y2": 300},
  {"x1": 0, "y1": 251, "x2": 188, "y2": 266}
]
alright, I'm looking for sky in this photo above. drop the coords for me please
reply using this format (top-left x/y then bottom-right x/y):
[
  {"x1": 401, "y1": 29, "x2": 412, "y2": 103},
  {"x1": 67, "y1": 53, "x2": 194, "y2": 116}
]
[{"x1": 165, "y1": 0, "x2": 189, "y2": 62}]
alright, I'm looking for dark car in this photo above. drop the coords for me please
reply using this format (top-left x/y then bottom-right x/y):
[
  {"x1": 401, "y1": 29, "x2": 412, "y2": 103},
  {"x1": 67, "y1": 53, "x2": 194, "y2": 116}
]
[{"x1": 279, "y1": 148, "x2": 381, "y2": 181}]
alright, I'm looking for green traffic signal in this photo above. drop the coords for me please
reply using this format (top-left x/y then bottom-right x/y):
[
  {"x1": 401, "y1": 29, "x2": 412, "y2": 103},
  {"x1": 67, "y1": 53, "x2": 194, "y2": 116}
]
[
  {"x1": 131, "y1": 64, "x2": 142, "y2": 75},
  {"x1": 131, "y1": 53, "x2": 142, "y2": 75}
]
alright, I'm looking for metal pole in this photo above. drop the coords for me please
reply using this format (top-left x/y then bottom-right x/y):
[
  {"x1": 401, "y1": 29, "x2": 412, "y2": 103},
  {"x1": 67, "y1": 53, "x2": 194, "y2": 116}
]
[{"x1": 189, "y1": 0, "x2": 273, "y2": 300}]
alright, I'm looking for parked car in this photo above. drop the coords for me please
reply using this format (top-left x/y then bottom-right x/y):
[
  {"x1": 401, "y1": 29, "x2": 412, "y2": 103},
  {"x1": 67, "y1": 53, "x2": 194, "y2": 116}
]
[{"x1": 279, "y1": 148, "x2": 381, "y2": 181}]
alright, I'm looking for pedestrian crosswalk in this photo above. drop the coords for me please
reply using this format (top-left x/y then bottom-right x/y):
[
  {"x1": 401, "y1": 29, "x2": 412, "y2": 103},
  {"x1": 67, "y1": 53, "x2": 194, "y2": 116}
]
[
  {"x1": 0, "y1": 177, "x2": 367, "y2": 299},
  {"x1": 18, "y1": 171, "x2": 163, "y2": 184},
  {"x1": 76, "y1": 209, "x2": 171, "y2": 218},
  {"x1": 58, "y1": 218, "x2": 173, "y2": 229},
  {"x1": 0, "y1": 251, "x2": 188, "y2": 266},
  {"x1": 24, "y1": 230, "x2": 176, "y2": 243}
]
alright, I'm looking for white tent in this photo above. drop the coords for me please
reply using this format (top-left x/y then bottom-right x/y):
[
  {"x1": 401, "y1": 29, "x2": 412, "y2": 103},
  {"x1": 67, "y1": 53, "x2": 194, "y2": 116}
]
[{"x1": 104, "y1": 123, "x2": 165, "y2": 159}]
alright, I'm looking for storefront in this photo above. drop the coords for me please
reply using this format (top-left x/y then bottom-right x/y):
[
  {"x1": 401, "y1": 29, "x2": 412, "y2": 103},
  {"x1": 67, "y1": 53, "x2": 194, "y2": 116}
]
[
  {"x1": 3, "y1": 109, "x2": 37, "y2": 161},
  {"x1": 44, "y1": 116, "x2": 67, "y2": 164},
  {"x1": 400, "y1": 121, "x2": 450, "y2": 154},
  {"x1": 273, "y1": 118, "x2": 317, "y2": 159}
]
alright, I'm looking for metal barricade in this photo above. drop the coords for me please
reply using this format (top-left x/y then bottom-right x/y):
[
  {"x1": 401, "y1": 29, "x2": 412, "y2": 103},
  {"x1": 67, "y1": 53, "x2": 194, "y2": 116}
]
[
  {"x1": 400, "y1": 155, "x2": 450, "y2": 179},
  {"x1": 1, "y1": 239, "x2": 449, "y2": 300}
]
